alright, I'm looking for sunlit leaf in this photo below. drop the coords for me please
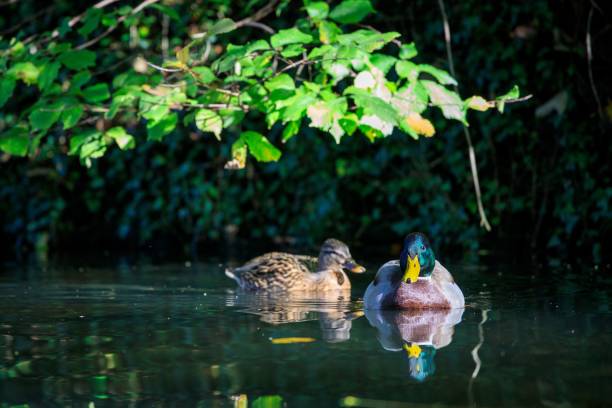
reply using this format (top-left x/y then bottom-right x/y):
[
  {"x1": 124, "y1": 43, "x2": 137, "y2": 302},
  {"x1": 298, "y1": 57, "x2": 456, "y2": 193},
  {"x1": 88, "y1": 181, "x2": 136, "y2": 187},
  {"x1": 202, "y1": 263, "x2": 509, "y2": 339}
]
[
  {"x1": 421, "y1": 80, "x2": 466, "y2": 123},
  {"x1": 418, "y1": 64, "x2": 457, "y2": 86},
  {"x1": 195, "y1": 109, "x2": 223, "y2": 140},
  {"x1": 399, "y1": 42, "x2": 418, "y2": 59},
  {"x1": 106, "y1": 126, "x2": 135, "y2": 150},
  {"x1": 7, "y1": 62, "x2": 40, "y2": 85},
  {"x1": 496, "y1": 85, "x2": 520, "y2": 113},
  {"x1": 270, "y1": 28, "x2": 313, "y2": 48},
  {"x1": 467, "y1": 95, "x2": 490, "y2": 112},
  {"x1": 306, "y1": 2, "x2": 329, "y2": 20},
  {"x1": 240, "y1": 131, "x2": 281, "y2": 162}
]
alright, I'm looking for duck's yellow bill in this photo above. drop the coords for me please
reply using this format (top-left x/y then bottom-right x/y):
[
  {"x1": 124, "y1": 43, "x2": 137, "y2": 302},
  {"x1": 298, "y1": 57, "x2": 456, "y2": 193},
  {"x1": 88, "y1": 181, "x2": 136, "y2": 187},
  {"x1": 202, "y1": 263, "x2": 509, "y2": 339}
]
[
  {"x1": 403, "y1": 343, "x2": 422, "y2": 358},
  {"x1": 402, "y1": 255, "x2": 420, "y2": 283}
]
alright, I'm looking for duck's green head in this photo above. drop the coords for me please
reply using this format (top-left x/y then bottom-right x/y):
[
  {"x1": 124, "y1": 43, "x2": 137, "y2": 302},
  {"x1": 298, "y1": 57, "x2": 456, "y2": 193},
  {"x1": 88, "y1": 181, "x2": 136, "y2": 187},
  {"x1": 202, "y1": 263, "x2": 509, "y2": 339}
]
[{"x1": 399, "y1": 232, "x2": 436, "y2": 283}]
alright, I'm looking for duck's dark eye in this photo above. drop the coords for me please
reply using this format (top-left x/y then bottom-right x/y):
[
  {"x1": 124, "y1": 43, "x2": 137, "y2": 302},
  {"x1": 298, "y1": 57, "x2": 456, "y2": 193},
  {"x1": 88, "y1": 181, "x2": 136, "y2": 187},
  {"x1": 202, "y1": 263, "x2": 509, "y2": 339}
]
[{"x1": 420, "y1": 245, "x2": 425, "y2": 251}]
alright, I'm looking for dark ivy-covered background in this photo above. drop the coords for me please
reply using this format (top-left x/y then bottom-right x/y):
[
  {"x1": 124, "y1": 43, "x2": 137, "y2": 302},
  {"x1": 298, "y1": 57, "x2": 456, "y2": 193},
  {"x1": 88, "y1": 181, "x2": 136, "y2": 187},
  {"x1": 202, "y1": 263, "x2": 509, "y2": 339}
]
[{"x1": 0, "y1": 0, "x2": 610, "y2": 263}]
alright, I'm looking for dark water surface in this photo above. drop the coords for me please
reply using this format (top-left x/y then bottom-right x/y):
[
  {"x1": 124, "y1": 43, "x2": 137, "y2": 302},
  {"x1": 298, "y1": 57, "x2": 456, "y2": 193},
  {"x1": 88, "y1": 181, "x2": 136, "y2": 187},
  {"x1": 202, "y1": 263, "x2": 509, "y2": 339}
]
[{"x1": 0, "y1": 259, "x2": 610, "y2": 407}]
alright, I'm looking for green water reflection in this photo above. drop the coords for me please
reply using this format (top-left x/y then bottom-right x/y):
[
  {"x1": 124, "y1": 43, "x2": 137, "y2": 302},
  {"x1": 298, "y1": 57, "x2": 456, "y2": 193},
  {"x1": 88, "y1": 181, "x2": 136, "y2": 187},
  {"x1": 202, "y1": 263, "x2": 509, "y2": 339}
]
[{"x1": 0, "y1": 261, "x2": 610, "y2": 407}]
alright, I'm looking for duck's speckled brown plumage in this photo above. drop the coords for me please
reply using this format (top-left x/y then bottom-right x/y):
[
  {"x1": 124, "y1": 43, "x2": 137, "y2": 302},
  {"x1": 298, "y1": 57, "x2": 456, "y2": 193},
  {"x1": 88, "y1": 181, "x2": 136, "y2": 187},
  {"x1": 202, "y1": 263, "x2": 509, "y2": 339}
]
[{"x1": 225, "y1": 239, "x2": 364, "y2": 292}]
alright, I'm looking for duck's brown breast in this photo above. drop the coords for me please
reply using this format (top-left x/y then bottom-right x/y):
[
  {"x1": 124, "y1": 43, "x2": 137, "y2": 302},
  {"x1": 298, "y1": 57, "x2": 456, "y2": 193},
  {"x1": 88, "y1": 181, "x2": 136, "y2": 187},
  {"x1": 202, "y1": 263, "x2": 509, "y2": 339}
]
[{"x1": 393, "y1": 280, "x2": 451, "y2": 309}]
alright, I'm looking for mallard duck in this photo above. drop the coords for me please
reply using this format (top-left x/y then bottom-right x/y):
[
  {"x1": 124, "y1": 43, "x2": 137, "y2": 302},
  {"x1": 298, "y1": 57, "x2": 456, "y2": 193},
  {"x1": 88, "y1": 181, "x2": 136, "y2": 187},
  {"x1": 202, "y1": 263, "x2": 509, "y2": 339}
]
[
  {"x1": 364, "y1": 232, "x2": 464, "y2": 309},
  {"x1": 225, "y1": 239, "x2": 365, "y2": 292}
]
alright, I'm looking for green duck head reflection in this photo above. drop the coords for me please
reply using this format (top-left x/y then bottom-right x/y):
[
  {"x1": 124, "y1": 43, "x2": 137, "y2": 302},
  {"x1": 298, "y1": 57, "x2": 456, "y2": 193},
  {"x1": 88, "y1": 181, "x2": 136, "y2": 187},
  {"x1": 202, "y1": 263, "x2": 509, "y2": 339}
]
[
  {"x1": 399, "y1": 232, "x2": 436, "y2": 283},
  {"x1": 403, "y1": 342, "x2": 437, "y2": 382}
]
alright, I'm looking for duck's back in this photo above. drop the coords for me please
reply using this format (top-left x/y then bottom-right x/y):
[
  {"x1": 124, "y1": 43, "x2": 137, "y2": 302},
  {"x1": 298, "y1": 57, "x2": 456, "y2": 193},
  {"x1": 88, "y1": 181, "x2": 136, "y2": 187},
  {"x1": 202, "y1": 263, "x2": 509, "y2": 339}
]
[{"x1": 227, "y1": 252, "x2": 311, "y2": 291}]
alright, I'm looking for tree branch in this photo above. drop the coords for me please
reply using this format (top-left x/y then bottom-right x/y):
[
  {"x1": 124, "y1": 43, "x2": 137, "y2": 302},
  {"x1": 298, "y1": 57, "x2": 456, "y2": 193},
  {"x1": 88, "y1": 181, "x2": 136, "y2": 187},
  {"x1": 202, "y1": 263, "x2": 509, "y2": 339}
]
[
  {"x1": 235, "y1": 0, "x2": 280, "y2": 30},
  {"x1": 437, "y1": 0, "x2": 492, "y2": 231}
]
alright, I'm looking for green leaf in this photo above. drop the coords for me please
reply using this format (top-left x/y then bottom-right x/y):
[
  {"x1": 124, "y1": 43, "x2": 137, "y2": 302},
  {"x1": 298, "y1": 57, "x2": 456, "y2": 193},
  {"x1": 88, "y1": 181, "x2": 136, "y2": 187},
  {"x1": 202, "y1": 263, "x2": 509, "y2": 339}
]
[
  {"x1": 61, "y1": 105, "x2": 84, "y2": 129},
  {"x1": 270, "y1": 28, "x2": 313, "y2": 48},
  {"x1": 421, "y1": 80, "x2": 466, "y2": 123},
  {"x1": 240, "y1": 130, "x2": 281, "y2": 162},
  {"x1": 82, "y1": 83, "x2": 110, "y2": 103},
  {"x1": 209, "y1": 18, "x2": 237, "y2": 36},
  {"x1": 337, "y1": 29, "x2": 400, "y2": 52},
  {"x1": 281, "y1": 92, "x2": 317, "y2": 122},
  {"x1": 282, "y1": 120, "x2": 300, "y2": 142},
  {"x1": 71, "y1": 70, "x2": 92, "y2": 90},
  {"x1": 190, "y1": 66, "x2": 216, "y2": 84},
  {"x1": 395, "y1": 60, "x2": 418, "y2": 80},
  {"x1": 345, "y1": 87, "x2": 399, "y2": 125},
  {"x1": 466, "y1": 95, "x2": 490, "y2": 112},
  {"x1": 29, "y1": 103, "x2": 62, "y2": 130},
  {"x1": 58, "y1": 50, "x2": 96, "y2": 70},
  {"x1": 78, "y1": 8, "x2": 102, "y2": 36},
  {"x1": 329, "y1": 0, "x2": 374, "y2": 24},
  {"x1": 195, "y1": 109, "x2": 223, "y2": 140},
  {"x1": 252, "y1": 395, "x2": 283, "y2": 408},
  {"x1": 0, "y1": 77, "x2": 16, "y2": 108},
  {"x1": 318, "y1": 21, "x2": 342, "y2": 44},
  {"x1": 7, "y1": 62, "x2": 40, "y2": 85},
  {"x1": 38, "y1": 61, "x2": 61, "y2": 92},
  {"x1": 147, "y1": 112, "x2": 177, "y2": 141},
  {"x1": 339, "y1": 113, "x2": 359, "y2": 135},
  {"x1": 225, "y1": 137, "x2": 247, "y2": 169},
  {"x1": 69, "y1": 129, "x2": 100, "y2": 155},
  {"x1": 417, "y1": 64, "x2": 457, "y2": 86},
  {"x1": 106, "y1": 126, "x2": 135, "y2": 150},
  {"x1": 264, "y1": 74, "x2": 296, "y2": 101},
  {"x1": 370, "y1": 54, "x2": 397, "y2": 75},
  {"x1": 399, "y1": 43, "x2": 418, "y2": 59},
  {"x1": 496, "y1": 85, "x2": 520, "y2": 113},
  {"x1": 280, "y1": 44, "x2": 305, "y2": 58},
  {"x1": 150, "y1": 4, "x2": 180, "y2": 21},
  {"x1": 306, "y1": 2, "x2": 329, "y2": 20},
  {"x1": 0, "y1": 126, "x2": 29, "y2": 156}
]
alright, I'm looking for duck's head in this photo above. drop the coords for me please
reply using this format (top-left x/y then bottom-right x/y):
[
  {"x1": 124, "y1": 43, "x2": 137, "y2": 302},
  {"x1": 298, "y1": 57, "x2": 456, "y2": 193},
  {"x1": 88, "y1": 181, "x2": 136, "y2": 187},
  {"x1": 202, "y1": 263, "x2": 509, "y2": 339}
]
[
  {"x1": 318, "y1": 239, "x2": 366, "y2": 273},
  {"x1": 399, "y1": 233, "x2": 436, "y2": 283}
]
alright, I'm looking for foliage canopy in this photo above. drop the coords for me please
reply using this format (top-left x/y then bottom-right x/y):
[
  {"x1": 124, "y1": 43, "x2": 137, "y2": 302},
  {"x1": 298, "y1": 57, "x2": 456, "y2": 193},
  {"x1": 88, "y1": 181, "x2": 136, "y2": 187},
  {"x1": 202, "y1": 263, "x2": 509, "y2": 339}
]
[{"x1": 0, "y1": 0, "x2": 519, "y2": 168}]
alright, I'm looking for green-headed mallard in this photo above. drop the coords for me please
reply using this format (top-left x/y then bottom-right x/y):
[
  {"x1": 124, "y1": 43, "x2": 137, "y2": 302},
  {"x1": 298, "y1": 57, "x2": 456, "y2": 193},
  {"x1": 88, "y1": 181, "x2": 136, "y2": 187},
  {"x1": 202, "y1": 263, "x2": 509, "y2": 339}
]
[
  {"x1": 364, "y1": 233, "x2": 464, "y2": 309},
  {"x1": 225, "y1": 239, "x2": 365, "y2": 292}
]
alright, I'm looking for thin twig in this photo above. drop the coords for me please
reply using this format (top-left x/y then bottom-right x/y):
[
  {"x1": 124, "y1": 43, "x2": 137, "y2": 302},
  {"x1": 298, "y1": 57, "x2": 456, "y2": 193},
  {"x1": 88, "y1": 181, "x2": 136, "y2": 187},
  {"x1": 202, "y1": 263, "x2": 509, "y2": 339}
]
[
  {"x1": 47, "y1": 0, "x2": 122, "y2": 41},
  {"x1": 76, "y1": 0, "x2": 161, "y2": 50},
  {"x1": 586, "y1": 2, "x2": 604, "y2": 120},
  {"x1": 235, "y1": 0, "x2": 280, "y2": 30},
  {"x1": 437, "y1": 0, "x2": 492, "y2": 231},
  {"x1": 241, "y1": 21, "x2": 275, "y2": 34},
  {"x1": 146, "y1": 60, "x2": 182, "y2": 72}
]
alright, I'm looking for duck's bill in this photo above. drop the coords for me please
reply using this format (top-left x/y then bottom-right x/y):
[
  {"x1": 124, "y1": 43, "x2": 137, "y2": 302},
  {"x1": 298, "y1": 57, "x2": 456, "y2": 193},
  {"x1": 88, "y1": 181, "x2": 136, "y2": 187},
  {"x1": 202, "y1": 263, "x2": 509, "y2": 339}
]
[{"x1": 343, "y1": 260, "x2": 366, "y2": 273}]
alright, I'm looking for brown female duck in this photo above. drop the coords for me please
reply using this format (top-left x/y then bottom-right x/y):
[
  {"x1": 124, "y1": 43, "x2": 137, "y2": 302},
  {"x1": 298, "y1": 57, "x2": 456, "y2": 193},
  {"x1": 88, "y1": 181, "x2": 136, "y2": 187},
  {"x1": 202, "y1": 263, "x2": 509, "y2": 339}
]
[{"x1": 225, "y1": 239, "x2": 365, "y2": 292}]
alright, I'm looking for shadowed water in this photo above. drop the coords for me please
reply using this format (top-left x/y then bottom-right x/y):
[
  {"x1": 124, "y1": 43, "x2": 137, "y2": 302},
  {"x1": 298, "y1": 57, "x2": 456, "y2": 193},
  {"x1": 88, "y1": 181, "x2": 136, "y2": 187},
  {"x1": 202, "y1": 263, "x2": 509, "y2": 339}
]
[{"x1": 0, "y1": 260, "x2": 610, "y2": 407}]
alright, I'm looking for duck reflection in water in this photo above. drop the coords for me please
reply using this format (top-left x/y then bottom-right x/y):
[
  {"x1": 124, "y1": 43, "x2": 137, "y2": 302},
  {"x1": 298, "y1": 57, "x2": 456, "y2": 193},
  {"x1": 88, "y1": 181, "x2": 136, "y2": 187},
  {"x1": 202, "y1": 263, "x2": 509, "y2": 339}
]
[
  {"x1": 365, "y1": 307, "x2": 463, "y2": 381},
  {"x1": 227, "y1": 290, "x2": 363, "y2": 343}
]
